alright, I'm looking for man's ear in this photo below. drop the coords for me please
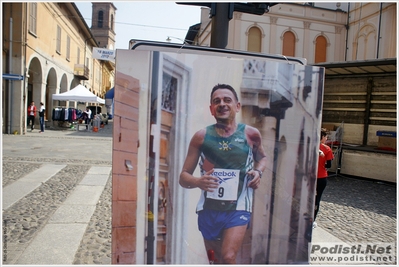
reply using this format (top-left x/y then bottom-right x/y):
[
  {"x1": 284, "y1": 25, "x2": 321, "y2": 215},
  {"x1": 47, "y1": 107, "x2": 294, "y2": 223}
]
[
  {"x1": 209, "y1": 104, "x2": 215, "y2": 116},
  {"x1": 236, "y1": 102, "x2": 241, "y2": 112}
]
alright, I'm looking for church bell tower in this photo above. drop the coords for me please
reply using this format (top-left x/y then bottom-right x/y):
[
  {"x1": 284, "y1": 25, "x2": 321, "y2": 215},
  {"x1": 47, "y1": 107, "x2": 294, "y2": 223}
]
[{"x1": 91, "y1": 2, "x2": 117, "y2": 50}]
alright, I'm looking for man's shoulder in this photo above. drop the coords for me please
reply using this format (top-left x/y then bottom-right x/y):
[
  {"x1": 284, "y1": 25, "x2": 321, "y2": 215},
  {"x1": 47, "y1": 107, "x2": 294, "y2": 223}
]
[
  {"x1": 190, "y1": 128, "x2": 206, "y2": 147},
  {"x1": 195, "y1": 128, "x2": 207, "y2": 137},
  {"x1": 243, "y1": 124, "x2": 260, "y2": 135}
]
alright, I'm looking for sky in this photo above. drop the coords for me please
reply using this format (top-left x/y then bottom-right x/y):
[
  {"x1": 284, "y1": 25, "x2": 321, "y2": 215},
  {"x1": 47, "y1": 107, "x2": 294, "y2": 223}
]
[
  {"x1": 74, "y1": 1, "x2": 350, "y2": 50},
  {"x1": 74, "y1": 1, "x2": 202, "y2": 50}
]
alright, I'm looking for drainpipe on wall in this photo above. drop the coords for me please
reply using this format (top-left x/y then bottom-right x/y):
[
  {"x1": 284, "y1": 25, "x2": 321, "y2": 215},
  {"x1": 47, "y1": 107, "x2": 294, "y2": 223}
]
[
  {"x1": 376, "y1": 3, "x2": 382, "y2": 59},
  {"x1": 344, "y1": 3, "x2": 350, "y2": 61},
  {"x1": 23, "y1": 3, "x2": 28, "y2": 135},
  {"x1": 8, "y1": 17, "x2": 13, "y2": 134},
  {"x1": 83, "y1": 36, "x2": 96, "y2": 89}
]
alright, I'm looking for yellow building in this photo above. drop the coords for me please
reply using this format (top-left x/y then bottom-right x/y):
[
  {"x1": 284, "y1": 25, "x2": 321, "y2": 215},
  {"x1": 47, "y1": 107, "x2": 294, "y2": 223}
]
[{"x1": 2, "y1": 2, "x2": 115, "y2": 134}]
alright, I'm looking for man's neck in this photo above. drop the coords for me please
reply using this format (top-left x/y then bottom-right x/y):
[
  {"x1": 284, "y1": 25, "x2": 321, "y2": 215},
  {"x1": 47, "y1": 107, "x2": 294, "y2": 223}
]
[{"x1": 215, "y1": 121, "x2": 237, "y2": 137}]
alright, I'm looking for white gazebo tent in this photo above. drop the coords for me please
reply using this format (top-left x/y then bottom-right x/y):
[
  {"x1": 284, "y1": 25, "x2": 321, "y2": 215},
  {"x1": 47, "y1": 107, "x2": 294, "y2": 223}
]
[
  {"x1": 52, "y1": 84, "x2": 105, "y2": 104},
  {"x1": 52, "y1": 84, "x2": 105, "y2": 130}
]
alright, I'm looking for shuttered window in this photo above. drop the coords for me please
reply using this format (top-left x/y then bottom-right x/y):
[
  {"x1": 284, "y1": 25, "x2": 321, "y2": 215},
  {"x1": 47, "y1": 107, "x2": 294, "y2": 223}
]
[
  {"x1": 77, "y1": 47, "x2": 80, "y2": 64},
  {"x1": 56, "y1": 25, "x2": 61, "y2": 54},
  {"x1": 315, "y1": 36, "x2": 327, "y2": 63},
  {"x1": 66, "y1": 35, "x2": 71, "y2": 60},
  {"x1": 29, "y1": 3, "x2": 37, "y2": 34},
  {"x1": 248, "y1": 27, "x2": 262, "y2": 52},
  {"x1": 282, "y1": 31, "x2": 295, "y2": 57}
]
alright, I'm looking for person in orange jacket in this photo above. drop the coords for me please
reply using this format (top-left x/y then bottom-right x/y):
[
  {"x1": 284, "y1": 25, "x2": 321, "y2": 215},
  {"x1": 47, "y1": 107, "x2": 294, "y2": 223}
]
[{"x1": 27, "y1": 101, "x2": 37, "y2": 131}]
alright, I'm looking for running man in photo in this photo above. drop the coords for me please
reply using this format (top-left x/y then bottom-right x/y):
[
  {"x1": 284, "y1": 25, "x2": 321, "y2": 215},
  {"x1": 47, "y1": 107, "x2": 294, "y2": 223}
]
[{"x1": 180, "y1": 84, "x2": 268, "y2": 264}]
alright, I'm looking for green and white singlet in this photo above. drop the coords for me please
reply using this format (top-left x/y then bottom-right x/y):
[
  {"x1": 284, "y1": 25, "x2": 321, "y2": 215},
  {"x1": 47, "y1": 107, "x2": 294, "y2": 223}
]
[{"x1": 196, "y1": 123, "x2": 254, "y2": 212}]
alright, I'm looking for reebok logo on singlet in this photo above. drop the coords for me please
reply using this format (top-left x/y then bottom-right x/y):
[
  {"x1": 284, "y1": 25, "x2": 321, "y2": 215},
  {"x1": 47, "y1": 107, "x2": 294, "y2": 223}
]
[
  {"x1": 212, "y1": 170, "x2": 237, "y2": 178},
  {"x1": 207, "y1": 169, "x2": 239, "y2": 201}
]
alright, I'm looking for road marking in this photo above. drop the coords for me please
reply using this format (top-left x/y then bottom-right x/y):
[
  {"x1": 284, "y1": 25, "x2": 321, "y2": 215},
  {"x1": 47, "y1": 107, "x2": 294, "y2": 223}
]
[{"x1": 15, "y1": 166, "x2": 111, "y2": 265}]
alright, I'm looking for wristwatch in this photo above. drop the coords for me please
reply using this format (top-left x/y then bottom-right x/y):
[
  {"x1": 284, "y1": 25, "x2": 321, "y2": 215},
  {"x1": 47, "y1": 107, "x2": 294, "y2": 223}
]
[{"x1": 254, "y1": 169, "x2": 263, "y2": 178}]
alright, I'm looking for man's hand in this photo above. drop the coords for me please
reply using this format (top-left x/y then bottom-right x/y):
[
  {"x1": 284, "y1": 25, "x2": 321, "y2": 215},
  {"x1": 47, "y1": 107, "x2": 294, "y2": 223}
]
[
  {"x1": 198, "y1": 169, "x2": 219, "y2": 192},
  {"x1": 247, "y1": 169, "x2": 261, "y2": 189}
]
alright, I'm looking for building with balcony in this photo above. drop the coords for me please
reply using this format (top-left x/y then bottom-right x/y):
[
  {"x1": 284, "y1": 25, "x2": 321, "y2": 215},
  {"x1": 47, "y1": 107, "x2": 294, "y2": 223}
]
[{"x1": 2, "y1": 2, "x2": 115, "y2": 134}]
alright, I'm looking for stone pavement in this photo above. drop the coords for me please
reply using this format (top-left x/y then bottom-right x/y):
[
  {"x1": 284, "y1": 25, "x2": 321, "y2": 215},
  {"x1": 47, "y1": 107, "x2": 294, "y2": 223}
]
[
  {"x1": 3, "y1": 122, "x2": 113, "y2": 265},
  {"x1": 310, "y1": 174, "x2": 397, "y2": 265},
  {"x1": 2, "y1": 121, "x2": 397, "y2": 265}
]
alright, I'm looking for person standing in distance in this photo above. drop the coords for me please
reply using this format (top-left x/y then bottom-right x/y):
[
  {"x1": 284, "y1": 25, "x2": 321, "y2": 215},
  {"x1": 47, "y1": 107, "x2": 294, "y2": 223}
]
[
  {"x1": 180, "y1": 84, "x2": 268, "y2": 264},
  {"x1": 313, "y1": 128, "x2": 334, "y2": 228},
  {"x1": 39, "y1": 102, "x2": 45, "y2": 133},
  {"x1": 83, "y1": 107, "x2": 92, "y2": 130},
  {"x1": 27, "y1": 101, "x2": 37, "y2": 132}
]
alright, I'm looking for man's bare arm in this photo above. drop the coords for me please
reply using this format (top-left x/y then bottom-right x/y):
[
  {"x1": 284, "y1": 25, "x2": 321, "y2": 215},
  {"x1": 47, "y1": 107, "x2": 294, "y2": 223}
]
[
  {"x1": 179, "y1": 129, "x2": 219, "y2": 191},
  {"x1": 246, "y1": 126, "x2": 268, "y2": 189}
]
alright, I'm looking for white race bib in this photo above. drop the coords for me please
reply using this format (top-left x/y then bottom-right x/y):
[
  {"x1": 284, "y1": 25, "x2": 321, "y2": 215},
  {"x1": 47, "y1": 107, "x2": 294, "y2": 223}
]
[{"x1": 206, "y1": 168, "x2": 239, "y2": 201}]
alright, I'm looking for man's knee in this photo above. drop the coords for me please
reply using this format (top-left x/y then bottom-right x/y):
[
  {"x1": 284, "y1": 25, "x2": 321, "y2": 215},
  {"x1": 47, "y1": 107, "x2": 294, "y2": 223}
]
[{"x1": 221, "y1": 251, "x2": 237, "y2": 264}]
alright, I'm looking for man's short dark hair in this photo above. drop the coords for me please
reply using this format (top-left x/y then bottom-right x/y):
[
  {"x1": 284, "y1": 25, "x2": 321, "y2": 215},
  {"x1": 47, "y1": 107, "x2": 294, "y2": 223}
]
[{"x1": 210, "y1": 84, "x2": 239, "y2": 103}]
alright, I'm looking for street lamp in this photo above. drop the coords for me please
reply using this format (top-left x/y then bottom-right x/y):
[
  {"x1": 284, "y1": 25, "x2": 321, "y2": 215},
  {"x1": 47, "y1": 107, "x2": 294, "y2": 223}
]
[{"x1": 165, "y1": 36, "x2": 188, "y2": 44}]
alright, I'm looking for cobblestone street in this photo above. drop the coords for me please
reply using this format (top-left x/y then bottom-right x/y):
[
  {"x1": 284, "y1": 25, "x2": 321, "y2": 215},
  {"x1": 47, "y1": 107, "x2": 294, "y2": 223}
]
[
  {"x1": 2, "y1": 123, "x2": 397, "y2": 265},
  {"x1": 2, "y1": 124, "x2": 113, "y2": 265},
  {"x1": 317, "y1": 174, "x2": 396, "y2": 245}
]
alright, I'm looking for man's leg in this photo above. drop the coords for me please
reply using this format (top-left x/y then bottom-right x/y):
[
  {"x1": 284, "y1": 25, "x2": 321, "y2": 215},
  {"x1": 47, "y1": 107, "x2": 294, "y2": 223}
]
[
  {"x1": 204, "y1": 239, "x2": 222, "y2": 264},
  {"x1": 314, "y1": 178, "x2": 327, "y2": 220},
  {"x1": 40, "y1": 117, "x2": 44, "y2": 132},
  {"x1": 29, "y1": 116, "x2": 34, "y2": 130},
  {"x1": 220, "y1": 225, "x2": 247, "y2": 264}
]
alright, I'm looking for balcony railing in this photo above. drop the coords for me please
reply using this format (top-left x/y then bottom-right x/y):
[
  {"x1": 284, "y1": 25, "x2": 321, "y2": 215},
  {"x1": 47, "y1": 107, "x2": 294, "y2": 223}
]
[{"x1": 74, "y1": 64, "x2": 90, "y2": 80}]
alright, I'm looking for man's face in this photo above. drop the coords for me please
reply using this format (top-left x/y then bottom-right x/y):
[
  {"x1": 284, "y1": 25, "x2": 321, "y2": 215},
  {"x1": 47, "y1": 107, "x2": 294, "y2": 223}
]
[{"x1": 209, "y1": 88, "x2": 240, "y2": 122}]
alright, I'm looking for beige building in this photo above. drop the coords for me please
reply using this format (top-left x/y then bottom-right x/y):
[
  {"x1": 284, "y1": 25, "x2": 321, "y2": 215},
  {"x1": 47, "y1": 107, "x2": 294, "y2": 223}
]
[
  {"x1": 346, "y1": 3, "x2": 396, "y2": 60},
  {"x1": 2, "y1": 2, "x2": 115, "y2": 134},
  {"x1": 192, "y1": 3, "x2": 396, "y2": 63}
]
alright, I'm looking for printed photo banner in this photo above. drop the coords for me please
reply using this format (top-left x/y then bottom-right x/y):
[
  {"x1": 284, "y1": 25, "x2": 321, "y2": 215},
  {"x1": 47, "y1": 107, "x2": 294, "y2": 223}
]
[{"x1": 111, "y1": 43, "x2": 325, "y2": 265}]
